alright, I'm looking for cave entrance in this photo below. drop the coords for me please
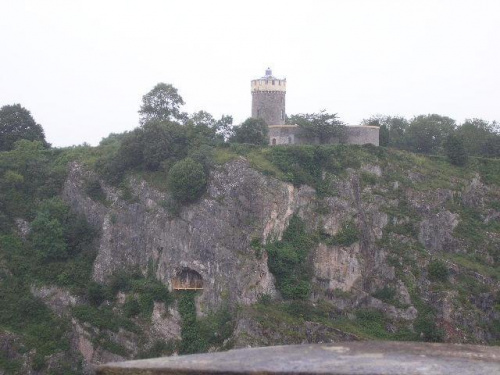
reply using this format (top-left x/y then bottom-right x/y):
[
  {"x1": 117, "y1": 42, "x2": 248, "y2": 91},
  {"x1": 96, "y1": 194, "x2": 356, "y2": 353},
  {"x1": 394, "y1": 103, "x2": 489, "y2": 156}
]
[{"x1": 172, "y1": 268, "x2": 203, "y2": 290}]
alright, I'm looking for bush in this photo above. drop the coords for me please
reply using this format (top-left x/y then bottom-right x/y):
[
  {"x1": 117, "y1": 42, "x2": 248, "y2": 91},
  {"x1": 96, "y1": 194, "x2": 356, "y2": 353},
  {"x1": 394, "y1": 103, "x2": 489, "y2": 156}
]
[
  {"x1": 231, "y1": 118, "x2": 268, "y2": 145},
  {"x1": 178, "y1": 291, "x2": 208, "y2": 354},
  {"x1": 123, "y1": 297, "x2": 141, "y2": 318},
  {"x1": 72, "y1": 305, "x2": 138, "y2": 333},
  {"x1": 142, "y1": 121, "x2": 188, "y2": 170},
  {"x1": 372, "y1": 286, "x2": 396, "y2": 303},
  {"x1": 177, "y1": 291, "x2": 234, "y2": 354},
  {"x1": 326, "y1": 220, "x2": 359, "y2": 246},
  {"x1": 87, "y1": 282, "x2": 107, "y2": 306},
  {"x1": 428, "y1": 260, "x2": 449, "y2": 282},
  {"x1": 266, "y1": 216, "x2": 314, "y2": 300},
  {"x1": 354, "y1": 308, "x2": 390, "y2": 338},
  {"x1": 414, "y1": 314, "x2": 445, "y2": 342},
  {"x1": 84, "y1": 178, "x2": 106, "y2": 203},
  {"x1": 168, "y1": 158, "x2": 207, "y2": 203},
  {"x1": 30, "y1": 212, "x2": 67, "y2": 261}
]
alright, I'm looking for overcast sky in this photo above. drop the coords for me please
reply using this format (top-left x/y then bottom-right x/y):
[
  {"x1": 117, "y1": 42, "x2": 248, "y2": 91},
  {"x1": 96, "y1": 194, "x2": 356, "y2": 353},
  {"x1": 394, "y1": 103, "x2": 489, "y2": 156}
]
[{"x1": 1, "y1": 0, "x2": 499, "y2": 147}]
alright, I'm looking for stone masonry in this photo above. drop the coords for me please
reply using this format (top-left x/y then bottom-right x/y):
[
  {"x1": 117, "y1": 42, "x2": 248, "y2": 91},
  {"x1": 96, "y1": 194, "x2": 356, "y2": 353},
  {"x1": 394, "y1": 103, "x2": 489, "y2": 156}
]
[{"x1": 250, "y1": 68, "x2": 379, "y2": 146}]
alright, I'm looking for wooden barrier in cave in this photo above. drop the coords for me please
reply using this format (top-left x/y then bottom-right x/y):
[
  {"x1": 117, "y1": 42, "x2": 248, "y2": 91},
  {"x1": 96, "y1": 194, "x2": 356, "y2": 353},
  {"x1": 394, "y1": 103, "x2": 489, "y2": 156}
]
[{"x1": 172, "y1": 268, "x2": 203, "y2": 290}]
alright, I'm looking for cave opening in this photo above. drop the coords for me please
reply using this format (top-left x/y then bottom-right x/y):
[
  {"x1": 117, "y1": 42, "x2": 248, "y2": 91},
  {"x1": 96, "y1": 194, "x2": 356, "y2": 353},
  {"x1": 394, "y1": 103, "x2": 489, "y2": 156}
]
[{"x1": 172, "y1": 268, "x2": 203, "y2": 290}]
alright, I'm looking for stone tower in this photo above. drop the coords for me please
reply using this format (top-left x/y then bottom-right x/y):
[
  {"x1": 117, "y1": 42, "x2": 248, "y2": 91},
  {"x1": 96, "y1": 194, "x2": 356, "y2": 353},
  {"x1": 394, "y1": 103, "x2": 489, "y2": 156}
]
[{"x1": 251, "y1": 68, "x2": 286, "y2": 125}]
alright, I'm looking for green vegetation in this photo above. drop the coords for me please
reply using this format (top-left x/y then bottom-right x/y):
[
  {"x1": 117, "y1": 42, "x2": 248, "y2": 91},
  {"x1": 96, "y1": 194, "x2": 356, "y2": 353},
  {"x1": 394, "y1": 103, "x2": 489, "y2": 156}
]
[
  {"x1": 0, "y1": 89, "x2": 499, "y2": 368},
  {"x1": 288, "y1": 111, "x2": 347, "y2": 144},
  {"x1": 230, "y1": 117, "x2": 268, "y2": 145},
  {"x1": 323, "y1": 220, "x2": 359, "y2": 246},
  {"x1": 84, "y1": 178, "x2": 107, "y2": 203},
  {"x1": 177, "y1": 291, "x2": 206, "y2": 354},
  {"x1": 244, "y1": 300, "x2": 418, "y2": 342},
  {"x1": 105, "y1": 270, "x2": 173, "y2": 316},
  {"x1": 0, "y1": 277, "x2": 70, "y2": 361},
  {"x1": 0, "y1": 104, "x2": 49, "y2": 151},
  {"x1": 427, "y1": 260, "x2": 450, "y2": 282},
  {"x1": 72, "y1": 305, "x2": 139, "y2": 333},
  {"x1": 444, "y1": 134, "x2": 468, "y2": 166},
  {"x1": 168, "y1": 158, "x2": 207, "y2": 203},
  {"x1": 266, "y1": 216, "x2": 314, "y2": 300},
  {"x1": 364, "y1": 114, "x2": 500, "y2": 159},
  {"x1": 177, "y1": 291, "x2": 234, "y2": 354},
  {"x1": 372, "y1": 286, "x2": 397, "y2": 304},
  {"x1": 139, "y1": 83, "x2": 186, "y2": 125}
]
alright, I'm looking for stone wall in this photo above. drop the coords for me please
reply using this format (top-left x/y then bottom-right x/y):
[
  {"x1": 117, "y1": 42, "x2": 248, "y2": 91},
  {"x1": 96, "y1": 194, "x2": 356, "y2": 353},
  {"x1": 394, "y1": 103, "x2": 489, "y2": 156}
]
[
  {"x1": 252, "y1": 91, "x2": 286, "y2": 126},
  {"x1": 268, "y1": 125, "x2": 379, "y2": 146},
  {"x1": 346, "y1": 126, "x2": 379, "y2": 145}
]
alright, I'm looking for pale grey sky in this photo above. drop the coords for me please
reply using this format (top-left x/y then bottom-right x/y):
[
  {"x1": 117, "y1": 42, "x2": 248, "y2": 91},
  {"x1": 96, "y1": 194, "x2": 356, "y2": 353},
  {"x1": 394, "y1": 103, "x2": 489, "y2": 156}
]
[{"x1": 1, "y1": 0, "x2": 499, "y2": 147}]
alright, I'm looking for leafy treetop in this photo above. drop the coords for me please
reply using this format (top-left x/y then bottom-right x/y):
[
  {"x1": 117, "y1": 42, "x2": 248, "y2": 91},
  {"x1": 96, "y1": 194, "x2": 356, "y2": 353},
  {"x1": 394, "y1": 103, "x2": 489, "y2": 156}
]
[
  {"x1": 139, "y1": 83, "x2": 187, "y2": 125},
  {"x1": 230, "y1": 117, "x2": 268, "y2": 145},
  {"x1": 0, "y1": 104, "x2": 49, "y2": 151},
  {"x1": 288, "y1": 111, "x2": 347, "y2": 144}
]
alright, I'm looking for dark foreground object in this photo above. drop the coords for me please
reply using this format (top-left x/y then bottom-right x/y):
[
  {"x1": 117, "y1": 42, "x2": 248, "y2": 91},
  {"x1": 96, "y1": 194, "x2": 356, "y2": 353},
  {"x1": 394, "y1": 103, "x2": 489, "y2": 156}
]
[{"x1": 96, "y1": 341, "x2": 500, "y2": 375}]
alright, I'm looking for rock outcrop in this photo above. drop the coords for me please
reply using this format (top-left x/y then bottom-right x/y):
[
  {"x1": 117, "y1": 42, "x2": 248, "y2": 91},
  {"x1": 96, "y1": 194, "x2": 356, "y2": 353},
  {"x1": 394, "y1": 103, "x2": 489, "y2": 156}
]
[{"x1": 28, "y1": 155, "x2": 497, "y2": 370}]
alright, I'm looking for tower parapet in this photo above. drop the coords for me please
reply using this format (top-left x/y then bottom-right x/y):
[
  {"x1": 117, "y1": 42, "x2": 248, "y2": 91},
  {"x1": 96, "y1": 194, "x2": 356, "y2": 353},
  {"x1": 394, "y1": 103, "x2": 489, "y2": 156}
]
[{"x1": 251, "y1": 68, "x2": 286, "y2": 125}]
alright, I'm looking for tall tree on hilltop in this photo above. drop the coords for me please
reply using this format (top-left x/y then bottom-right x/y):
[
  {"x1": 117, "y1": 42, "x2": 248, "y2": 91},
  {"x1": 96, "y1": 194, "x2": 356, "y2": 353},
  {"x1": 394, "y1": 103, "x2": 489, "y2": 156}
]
[
  {"x1": 406, "y1": 114, "x2": 455, "y2": 154},
  {"x1": 139, "y1": 83, "x2": 187, "y2": 125},
  {"x1": 456, "y1": 118, "x2": 500, "y2": 157},
  {"x1": 0, "y1": 104, "x2": 49, "y2": 151}
]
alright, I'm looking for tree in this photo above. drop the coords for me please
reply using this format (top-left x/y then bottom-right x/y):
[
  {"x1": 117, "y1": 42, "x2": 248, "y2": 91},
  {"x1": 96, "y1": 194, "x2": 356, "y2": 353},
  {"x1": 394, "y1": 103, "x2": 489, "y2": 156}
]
[
  {"x1": 30, "y1": 212, "x2": 67, "y2": 261},
  {"x1": 0, "y1": 104, "x2": 48, "y2": 151},
  {"x1": 406, "y1": 114, "x2": 455, "y2": 154},
  {"x1": 362, "y1": 115, "x2": 408, "y2": 148},
  {"x1": 444, "y1": 134, "x2": 468, "y2": 166},
  {"x1": 142, "y1": 121, "x2": 189, "y2": 170},
  {"x1": 215, "y1": 115, "x2": 234, "y2": 141},
  {"x1": 187, "y1": 110, "x2": 216, "y2": 128},
  {"x1": 138, "y1": 83, "x2": 186, "y2": 125},
  {"x1": 456, "y1": 119, "x2": 500, "y2": 157},
  {"x1": 482, "y1": 136, "x2": 500, "y2": 158},
  {"x1": 185, "y1": 111, "x2": 222, "y2": 147},
  {"x1": 168, "y1": 158, "x2": 207, "y2": 203},
  {"x1": 231, "y1": 118, "x2": 269, "y2": 145},
  {"x1": 95, "y1": 129, "x2": 145, "y2": 184},
  {"x1": 289, "y1": 111, "x2": 346, "y2": 144}
]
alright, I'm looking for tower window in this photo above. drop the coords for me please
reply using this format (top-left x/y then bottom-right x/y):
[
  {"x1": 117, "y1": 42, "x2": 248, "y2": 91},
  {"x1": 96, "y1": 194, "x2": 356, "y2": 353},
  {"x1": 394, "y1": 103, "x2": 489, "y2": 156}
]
[
  {"x1": 281, "y1": 110, "x2": 284, "y2": 120},
  {"x1": 272, "y1": 138, "x2": 277, "y2": 145},
  {"x1": 288, "y1": 136, "x2": 292, "y2": 144},
  {"x1": 272, "y1": 80, "x2": 275, "y2": 85}
]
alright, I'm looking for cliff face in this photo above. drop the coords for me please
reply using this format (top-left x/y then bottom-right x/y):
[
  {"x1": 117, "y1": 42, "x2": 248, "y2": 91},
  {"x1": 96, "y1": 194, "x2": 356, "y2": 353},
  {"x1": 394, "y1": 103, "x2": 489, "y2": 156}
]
[
  {"x1": 63, "y1": 158, "x2": 300, "y2": 311},
  {"x1": 28, "y1": 152, "x2": 498, "y2": 370}
]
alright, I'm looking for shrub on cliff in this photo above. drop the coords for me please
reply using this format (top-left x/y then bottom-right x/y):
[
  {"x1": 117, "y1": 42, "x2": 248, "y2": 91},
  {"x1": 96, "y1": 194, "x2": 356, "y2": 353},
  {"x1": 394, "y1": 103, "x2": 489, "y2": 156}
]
[
  {"x1": 168, "y1": 158, "x2": 207, "y2": 203},
  {"x1": 266, "y1": 216, "x2": 314, "y2": 300},
  {"x1": 428, "y1": 260, "x2": 449, "y2": 282},
  {"x1": 30, "y1": 212, "x2": 67, "y2": 261}
]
